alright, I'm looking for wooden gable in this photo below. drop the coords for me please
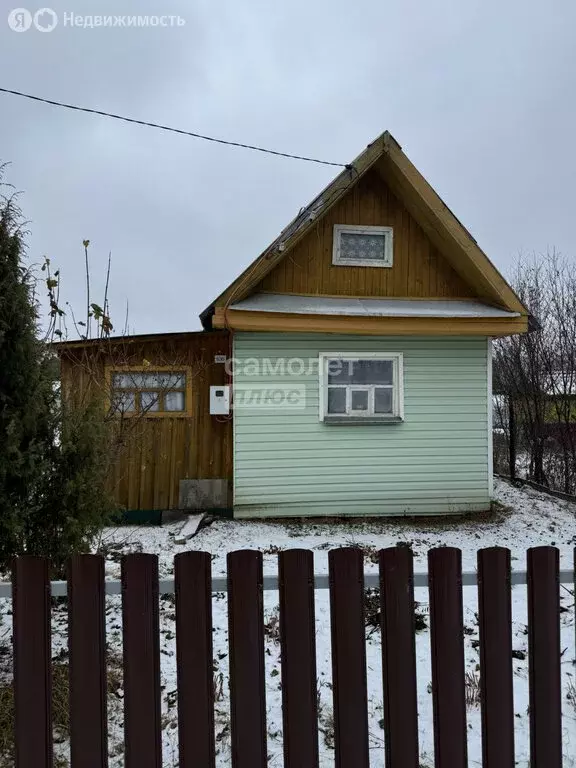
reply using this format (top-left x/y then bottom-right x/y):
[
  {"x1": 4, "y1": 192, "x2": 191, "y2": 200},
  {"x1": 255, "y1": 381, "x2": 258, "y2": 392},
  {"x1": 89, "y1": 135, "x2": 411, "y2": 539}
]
[
  {"x1": 256, "y1": 169, "x2": 475, "y2": 299},
  {"x1": 204, "y1": 131, "x2": 528, "y2": 336}
]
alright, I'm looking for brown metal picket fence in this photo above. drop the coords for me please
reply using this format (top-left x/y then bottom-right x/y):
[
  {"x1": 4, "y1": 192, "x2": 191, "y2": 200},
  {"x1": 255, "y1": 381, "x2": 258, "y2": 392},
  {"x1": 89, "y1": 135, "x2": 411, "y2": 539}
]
[{"x1": 7, "y1": 545, "x2": 574, "y2": 768}]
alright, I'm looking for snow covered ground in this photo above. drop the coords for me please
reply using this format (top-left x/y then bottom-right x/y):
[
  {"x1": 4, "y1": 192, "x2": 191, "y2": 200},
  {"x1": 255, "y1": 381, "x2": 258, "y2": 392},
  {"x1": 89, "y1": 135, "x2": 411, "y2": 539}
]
[{"x1": 3, "y1": 477, "x2": 576, "y2": 766}]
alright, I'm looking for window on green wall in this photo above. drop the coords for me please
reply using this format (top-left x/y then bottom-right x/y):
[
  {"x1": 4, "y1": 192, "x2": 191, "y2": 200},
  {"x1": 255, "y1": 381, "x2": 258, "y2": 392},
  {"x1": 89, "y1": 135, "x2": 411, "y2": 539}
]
[{"x1": 319, "y1": 352, "x2": 404, "y2": 423}]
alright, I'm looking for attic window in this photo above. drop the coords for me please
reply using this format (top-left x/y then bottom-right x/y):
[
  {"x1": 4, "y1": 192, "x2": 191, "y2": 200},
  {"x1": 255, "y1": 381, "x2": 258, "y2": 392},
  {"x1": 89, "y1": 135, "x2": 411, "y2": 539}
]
[{"x1": 332, "y1": 225, "x2": 393, "y2": 268}]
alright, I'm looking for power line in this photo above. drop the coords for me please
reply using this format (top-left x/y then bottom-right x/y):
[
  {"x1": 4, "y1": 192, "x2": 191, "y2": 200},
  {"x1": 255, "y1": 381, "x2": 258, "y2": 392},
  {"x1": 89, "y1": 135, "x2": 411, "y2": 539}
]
[{"x1": 0, "y1": 87, "x2": 347, "y2": 168}]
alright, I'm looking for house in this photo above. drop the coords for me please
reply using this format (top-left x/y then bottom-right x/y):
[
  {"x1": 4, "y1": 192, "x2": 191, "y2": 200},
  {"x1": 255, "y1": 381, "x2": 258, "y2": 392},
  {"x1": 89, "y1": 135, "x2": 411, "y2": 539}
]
[{"x1": 57, "y1": 131, "x2": 529, "y2": 518}]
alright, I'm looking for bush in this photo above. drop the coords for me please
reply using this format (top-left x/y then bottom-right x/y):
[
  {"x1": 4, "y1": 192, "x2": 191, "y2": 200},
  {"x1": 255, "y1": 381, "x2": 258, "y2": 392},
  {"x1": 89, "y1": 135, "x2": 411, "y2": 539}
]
[
  {"x1": 27, "y1": 396, "x2": 118, "y2": 570},
  {"x1": 0, "y1": 170, "x2": 115, "y2": 574}
]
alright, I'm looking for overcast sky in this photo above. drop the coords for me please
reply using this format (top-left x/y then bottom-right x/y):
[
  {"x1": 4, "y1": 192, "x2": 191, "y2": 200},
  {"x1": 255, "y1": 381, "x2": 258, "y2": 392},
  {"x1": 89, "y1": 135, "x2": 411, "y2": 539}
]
[{"x1": 1, "y1": 0, "x2": 575, "y2": 335}]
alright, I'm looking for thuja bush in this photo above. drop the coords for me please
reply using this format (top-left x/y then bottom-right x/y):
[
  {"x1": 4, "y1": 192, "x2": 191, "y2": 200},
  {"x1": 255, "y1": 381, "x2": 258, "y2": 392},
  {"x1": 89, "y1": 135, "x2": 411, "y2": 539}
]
[{"x1": 0, "y1": 170, "x2": 116, "y2": 573}]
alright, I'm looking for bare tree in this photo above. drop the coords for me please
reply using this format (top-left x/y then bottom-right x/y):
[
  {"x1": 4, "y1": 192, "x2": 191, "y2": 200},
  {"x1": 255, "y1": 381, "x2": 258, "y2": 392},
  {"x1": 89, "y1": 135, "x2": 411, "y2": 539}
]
[
  {"x1": 45, "y1": 241, "x2": 211, "y2": 496},
  {"x1": 495, "y1": 252, "x2": 576, "y2": 492}
]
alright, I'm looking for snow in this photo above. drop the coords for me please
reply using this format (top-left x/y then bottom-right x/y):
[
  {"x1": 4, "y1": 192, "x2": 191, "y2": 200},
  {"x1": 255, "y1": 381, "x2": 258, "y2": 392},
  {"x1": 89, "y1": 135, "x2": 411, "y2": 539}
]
[{"x1": 2, "y1": 478, "x2": 576, "y2": 766}]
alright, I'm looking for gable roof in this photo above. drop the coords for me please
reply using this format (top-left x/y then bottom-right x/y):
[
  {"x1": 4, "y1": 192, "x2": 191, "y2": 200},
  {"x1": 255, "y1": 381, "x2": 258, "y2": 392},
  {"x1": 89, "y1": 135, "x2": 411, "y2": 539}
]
[{"x1": 200, "y1": 131, "x2": 527, "y2": 328}]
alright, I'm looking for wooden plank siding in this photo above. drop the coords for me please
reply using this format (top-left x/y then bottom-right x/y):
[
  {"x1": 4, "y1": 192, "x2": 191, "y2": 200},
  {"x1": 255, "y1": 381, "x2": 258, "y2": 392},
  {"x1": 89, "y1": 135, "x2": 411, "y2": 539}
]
[
  {"x1": 59, "y1": 332, "x2": 232, "y2": 511},
  {"x1": 256, "y1": 170, "x2": 476, "y2": 300}
]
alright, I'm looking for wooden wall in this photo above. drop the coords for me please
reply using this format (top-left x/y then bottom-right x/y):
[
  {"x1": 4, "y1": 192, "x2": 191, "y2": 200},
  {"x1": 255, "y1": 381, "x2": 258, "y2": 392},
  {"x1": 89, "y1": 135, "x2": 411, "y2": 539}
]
[
  {"x1": 59, "y1": 332, "x2": 232, "y2": 511},
  {"x1": 257, "y1": 170, "x2": 476, "y2": 299}
]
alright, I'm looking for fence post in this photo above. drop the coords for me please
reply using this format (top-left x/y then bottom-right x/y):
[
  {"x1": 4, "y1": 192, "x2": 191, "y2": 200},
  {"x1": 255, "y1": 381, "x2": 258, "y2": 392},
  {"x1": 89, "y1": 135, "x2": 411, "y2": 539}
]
[
  {"x1": 477, "y1": 547, "x2": 514, "y2": 768},
  {"x1": 379, "y1": 546, "x2": 419, "y2": 768},
  {"x1": 227, "y1": 550, "x2": 267, "y2": 768},
  {"x1": 428, "y1": 547, "x2": 467, "y2": 768},
  {"x1": 121, "y1": 554, "x2": 162, "y2": 768},
  {"x1": 175, "y1": 551, "x2": 215, "y2": 768},
  {"x1": 527, "y1": 546, "x2": 562, "y2": 768},
  {"x1": 329, "y1": 548, "x2": 369, "y2": 768},
  {"x1": 68, "y1": 555, "x2": 108, "y2": 768},
  {"x1": 278, "y1": 549, "x2": 319, "y2": 768},
  {"x1": 12, "y1": 556, "x2": 52, "y2": 768}
]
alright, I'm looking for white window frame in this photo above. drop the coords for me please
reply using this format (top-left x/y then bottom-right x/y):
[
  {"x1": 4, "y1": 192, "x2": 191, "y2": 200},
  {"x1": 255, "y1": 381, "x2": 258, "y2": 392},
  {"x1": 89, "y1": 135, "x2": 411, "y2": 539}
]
[
  {"x1": 332, "y1": 224, "x2": 394, "y2": 268},
  {"x1": 318, "y1": 352, "x2": 404, "y2": 423}
]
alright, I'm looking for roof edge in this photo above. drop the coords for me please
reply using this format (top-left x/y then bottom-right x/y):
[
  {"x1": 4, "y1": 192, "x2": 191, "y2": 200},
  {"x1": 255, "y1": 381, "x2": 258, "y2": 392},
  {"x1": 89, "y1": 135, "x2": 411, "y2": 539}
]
[
  {"x1": 200, "y1": 130, "x2": 394, "y2": 321},
  {"x1": 53, "y1": 329, "x2": 227, "y2": 351}
]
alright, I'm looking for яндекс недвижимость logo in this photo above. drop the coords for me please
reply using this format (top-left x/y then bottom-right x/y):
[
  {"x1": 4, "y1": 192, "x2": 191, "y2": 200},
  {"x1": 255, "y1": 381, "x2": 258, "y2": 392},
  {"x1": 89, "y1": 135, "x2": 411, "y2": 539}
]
[{"x1": 8, "y1": 7, "x2": 58, "y2": 31}]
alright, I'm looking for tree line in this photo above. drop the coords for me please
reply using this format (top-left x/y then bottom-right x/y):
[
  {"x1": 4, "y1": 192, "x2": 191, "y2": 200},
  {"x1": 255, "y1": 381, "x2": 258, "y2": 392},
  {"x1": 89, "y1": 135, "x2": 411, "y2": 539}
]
[{"x1": 494, "y1": 252, "x2": 576, "y2": 494}]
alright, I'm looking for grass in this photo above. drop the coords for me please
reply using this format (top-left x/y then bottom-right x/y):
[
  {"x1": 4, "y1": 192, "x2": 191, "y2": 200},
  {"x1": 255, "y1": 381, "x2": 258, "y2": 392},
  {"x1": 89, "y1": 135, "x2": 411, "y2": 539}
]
[
  {"x1": 364, "y1": 587, "x2": 428, "y2": 633},
  {"x1": 318, "y1": 705, "x2": 335, "y2": 749},
  {"x1": 0, "y1": 662, "x2": 69, "y2": 768},
  {"x1": 567, "y1": 675, "x2": 576, "y2": 713},
  {"x1": 264, "y1": 608, "x2": 281, "y2": 643},
  {"x1": 0, "y1": 651, "x2": 124, "y2": 768},
  {"x1": 464, "y1": 670, "x2": 481, "y2": 709}
]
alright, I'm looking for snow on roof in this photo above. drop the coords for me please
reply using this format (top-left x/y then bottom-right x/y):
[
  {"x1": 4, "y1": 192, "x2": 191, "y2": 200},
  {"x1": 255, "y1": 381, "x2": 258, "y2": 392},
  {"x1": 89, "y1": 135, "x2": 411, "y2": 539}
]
[{"x1": 230, "y1": 294, "x2": 521, "y2": 319}]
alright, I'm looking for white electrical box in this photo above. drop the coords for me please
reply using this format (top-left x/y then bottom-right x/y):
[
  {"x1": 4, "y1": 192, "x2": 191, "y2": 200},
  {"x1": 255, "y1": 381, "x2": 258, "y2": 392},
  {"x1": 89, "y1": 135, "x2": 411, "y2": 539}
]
[{"x1": 210, "y1": 385, "x2": 230, "y2": 415}]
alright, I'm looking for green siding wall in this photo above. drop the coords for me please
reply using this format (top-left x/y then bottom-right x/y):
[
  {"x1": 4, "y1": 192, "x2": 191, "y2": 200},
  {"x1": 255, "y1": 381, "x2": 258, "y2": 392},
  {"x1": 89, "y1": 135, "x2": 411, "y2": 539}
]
[{"x1": 233, "y1": 333, "x2": 490, "y2": 517}]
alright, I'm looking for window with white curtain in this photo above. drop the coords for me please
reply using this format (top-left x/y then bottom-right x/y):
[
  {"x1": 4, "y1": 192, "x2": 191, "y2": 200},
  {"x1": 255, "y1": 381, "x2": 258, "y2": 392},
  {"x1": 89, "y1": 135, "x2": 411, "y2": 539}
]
[
  {"x1": 108, "y1": 369, "x2": 188, "y2": 416},
  {"x1": 319, "y1": 353, "x2": 404, "y2": 422}
]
